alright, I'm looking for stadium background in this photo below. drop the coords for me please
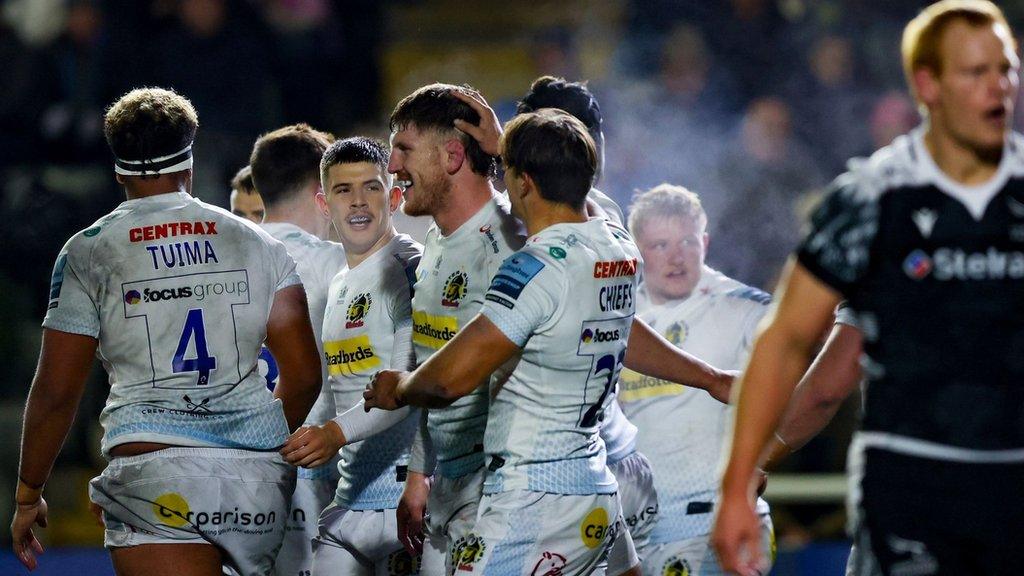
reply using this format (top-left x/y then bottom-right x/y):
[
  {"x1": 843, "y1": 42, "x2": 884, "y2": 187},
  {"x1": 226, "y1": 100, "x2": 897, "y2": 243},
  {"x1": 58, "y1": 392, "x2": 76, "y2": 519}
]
[{"x1": 1, "y1": 0, "x2": 1021, "y2": 573}]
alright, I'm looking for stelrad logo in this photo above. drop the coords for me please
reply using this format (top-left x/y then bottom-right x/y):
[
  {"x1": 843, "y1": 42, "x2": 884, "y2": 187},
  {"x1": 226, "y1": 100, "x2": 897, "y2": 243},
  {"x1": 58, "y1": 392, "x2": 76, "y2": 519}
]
[{"x1": 903, "y1": 247, "x2": 1024, "y2": 281}]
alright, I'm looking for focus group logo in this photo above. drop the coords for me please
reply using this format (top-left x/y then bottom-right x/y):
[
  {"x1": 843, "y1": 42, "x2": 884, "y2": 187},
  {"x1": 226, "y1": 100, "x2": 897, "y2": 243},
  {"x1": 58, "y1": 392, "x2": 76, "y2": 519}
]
[
  {"x1": 124, "y1": 277, "x2": 249, "y2": 305},
  {"x1": 903, "y1": 247, "x2": 1024, "y2": 281}
]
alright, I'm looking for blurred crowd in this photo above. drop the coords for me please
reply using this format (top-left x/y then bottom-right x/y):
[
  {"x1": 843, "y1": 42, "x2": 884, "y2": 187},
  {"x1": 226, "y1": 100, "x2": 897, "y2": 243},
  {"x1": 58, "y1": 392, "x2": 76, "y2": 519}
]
[{"x1": 2, "y1": 0, "x2": 1024, "y2": 548}]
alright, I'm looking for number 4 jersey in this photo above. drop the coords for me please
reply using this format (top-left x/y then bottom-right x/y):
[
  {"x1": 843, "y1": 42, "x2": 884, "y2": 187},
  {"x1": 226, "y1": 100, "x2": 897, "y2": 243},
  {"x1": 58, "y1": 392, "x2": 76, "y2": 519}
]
[
  {"x1": 480, "y1": 218, "x2": 642, "y2": 495},
  {"x1": 43, "y1": 192, "x2": 301, "y2": 456}
]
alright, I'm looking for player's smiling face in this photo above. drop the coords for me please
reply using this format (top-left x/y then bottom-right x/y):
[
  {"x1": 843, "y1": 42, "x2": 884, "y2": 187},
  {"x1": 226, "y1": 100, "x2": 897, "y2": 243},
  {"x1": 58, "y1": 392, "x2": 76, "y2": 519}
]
[
  {"x1": 323, "y1": 161, "x2": 399, "y2": 258},
  {"x1": 636, "y1": 215, "x2": 707, "y2": 304},
  {"x1": 926, "y1": 19, "x2": 1019, "y2": 153},
  {"x1": 388, "y1": 125, "x2": 450, "y2": 218}
]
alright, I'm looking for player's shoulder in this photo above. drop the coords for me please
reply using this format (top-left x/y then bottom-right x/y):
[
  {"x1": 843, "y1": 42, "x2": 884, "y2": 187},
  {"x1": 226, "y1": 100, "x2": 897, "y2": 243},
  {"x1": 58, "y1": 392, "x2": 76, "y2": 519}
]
[
  {"x1": 834, "y1": 130, "x2": 930, "y2": 204},
  {"x1": 480, "y1": 195, "x2": 526, "y2": 254},
  {"x1": 61, "y1": 205, "x2": 135, "y2": 256},
  {"x1": 700, "y1": 268, "x2": 771, "y2": 312}
]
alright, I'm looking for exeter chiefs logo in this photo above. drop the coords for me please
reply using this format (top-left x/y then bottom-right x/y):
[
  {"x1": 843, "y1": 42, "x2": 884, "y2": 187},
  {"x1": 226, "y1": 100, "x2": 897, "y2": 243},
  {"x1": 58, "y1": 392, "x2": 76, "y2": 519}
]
[
  {"x1": 665, "y1": 321, "x2": 688, "y2": 346},
  {"x1": 451, "y1": 533, "x2": 486, "y2": 571},
  {"x1": 441, "y1": 271, "x2": 469, "y2": 307},
  {"x1": 386, "y1": 548, "x2": 420, "y2": 575},
  {"x1": 662, "y1": 556, "x2": 691, "y2": 576},
  {"x1": 345, "y1": 293, "x2": 372, "y2": 328}
]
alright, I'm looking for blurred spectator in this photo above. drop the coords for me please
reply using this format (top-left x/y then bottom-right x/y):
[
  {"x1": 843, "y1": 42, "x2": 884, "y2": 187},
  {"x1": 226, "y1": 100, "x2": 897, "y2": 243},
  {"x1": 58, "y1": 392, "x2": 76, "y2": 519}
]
[
  {"x1": 153, "y1": 0, "x2": 273, "y2": 205},
  {"x1": 603, "y1": 23, "x2": 740, "y2": 207},
  {"x1": 38, "y1": 1, "x2": 113, "y2": 165},
  {"x1": 869, "y1": 90, "x2": 919, "y2": 149},
  {"x1": 0, "y1": 20, "x2": 46, "y2": 166},
  {"x1": 710, "y1": 97, "x2": 825, "y2": 291},
  {"x1": 788, "y1": 33, "x2": 876, "y2": 175}
]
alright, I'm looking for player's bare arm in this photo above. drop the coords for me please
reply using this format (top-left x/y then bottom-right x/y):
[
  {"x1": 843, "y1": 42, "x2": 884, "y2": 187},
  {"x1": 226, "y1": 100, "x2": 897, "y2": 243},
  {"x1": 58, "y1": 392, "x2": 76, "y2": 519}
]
[
  {"x1": 712, "y1": 261, "x2": 840, "y2": 575},
  {"x1": 625, "y1": 317, "x2": 735, "y2": 403},
  {"x1": 763, "y1": 321, "x2": 863, "y2": 471},
  {"x1": 364, "y1": 314, "x2": 518, "y2": 410},
  {"x1": 266, "y1": 284, "x2": 322, "y2": 431},
  {"x1": 13, "y1": 328, "x2": 98, "y2": 570}
]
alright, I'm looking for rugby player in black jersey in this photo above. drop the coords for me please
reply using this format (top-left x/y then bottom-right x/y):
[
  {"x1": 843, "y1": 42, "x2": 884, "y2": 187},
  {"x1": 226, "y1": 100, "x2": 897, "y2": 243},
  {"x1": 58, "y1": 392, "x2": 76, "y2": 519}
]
[{"x1": 714, "y1": 1, "x2": 1024, "y2": 575}]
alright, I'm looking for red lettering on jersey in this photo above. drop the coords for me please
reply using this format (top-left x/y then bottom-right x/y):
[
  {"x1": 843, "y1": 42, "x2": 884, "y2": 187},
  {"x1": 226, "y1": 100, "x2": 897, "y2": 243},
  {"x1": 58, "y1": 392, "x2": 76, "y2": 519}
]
[
  {"x1": 129, "y1": 221, "x2": 221, "y2": 242},
  {"x1": 593, "y1": 258, "x2": 637, "y2": 278}
]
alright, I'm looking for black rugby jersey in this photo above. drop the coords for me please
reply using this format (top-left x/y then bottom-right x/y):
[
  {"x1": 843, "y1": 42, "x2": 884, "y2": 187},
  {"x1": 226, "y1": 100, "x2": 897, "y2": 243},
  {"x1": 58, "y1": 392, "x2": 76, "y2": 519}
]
[{"x1": 798, "y1": 128, "x2": 1024, "y2": 453}]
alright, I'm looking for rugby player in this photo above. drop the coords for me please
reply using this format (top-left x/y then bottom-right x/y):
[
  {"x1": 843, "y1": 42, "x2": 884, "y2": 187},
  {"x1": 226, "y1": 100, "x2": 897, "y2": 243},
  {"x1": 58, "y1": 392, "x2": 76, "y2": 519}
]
[
  {"x1": 10, "y1": 87, "x2": 322, "y2": 575},
  {"x1": 714, "y1": 2, "x2": 1024, "y2": 574},
  {"x1": 618, "y1": 184, "x2": 773, "y2": 576},
  {"x1": 368, "y1": 108, "x2": 633, "y2": 573},
  {"x1": 249, "y1": 123, "x2": 347, "y2": 576},
  {"x1": 280, "y1": 136, "x2": 423, "y2": 575},
  {"x1": 385, "y1": 82, "x2": 526, "y2": 574},
  {"x1": 228, "y1": 165, "x2": 265, "y2": 224}
]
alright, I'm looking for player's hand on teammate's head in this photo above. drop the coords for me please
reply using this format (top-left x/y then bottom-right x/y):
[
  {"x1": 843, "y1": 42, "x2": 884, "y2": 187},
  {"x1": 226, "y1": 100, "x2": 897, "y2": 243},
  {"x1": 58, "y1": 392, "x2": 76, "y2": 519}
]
[
  {"x1": 397, "y1": 471, "x2": 432, "y2": 556},
  {"x1": 280, "y1": 423, "x2": 345, "y2": 469},
  {"x1": 363, "y1": 370, "x2": 407, "y2": 411},
  {"x1": 451, "y1": 88, "x2": 502, "y2": 157},
  {"x1": 11, "y1": 497, "x2": 48, "y2": 570}
]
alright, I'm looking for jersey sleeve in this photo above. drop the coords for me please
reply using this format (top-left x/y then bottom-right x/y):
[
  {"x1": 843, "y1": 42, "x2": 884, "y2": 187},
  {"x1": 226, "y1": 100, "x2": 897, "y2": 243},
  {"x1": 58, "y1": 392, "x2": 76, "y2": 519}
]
[
  {"x1": 834, "y1": 301, "x2": 859, "y2": 328},
  {"x1": 480, "y1": 251, "x2": 560, "y2": 347},
  {"x1": 268, "y1": 237, "x2": 302, "y2": 292},
  {"x1": 41, "y1": 249, "x2": 100, "y2": 338},
  {"x1": 796, "y1": 176, "x2": 879, "y2": 297}
]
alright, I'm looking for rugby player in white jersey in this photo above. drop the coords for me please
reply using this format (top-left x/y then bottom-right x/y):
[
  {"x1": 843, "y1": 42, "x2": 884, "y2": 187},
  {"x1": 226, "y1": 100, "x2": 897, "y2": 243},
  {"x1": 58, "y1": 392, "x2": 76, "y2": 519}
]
[
  {"x1": 249, "y1": 123, "x2": 348, "y2": 576},
  {"x1": 385, "y1": 83, "x2": 527, "y2": 574},
  {"x1": 368, "y1": 108, "x2": 632, "y2": 574},
  {"x1": 228, "y1": 165, "x2": 265, "y2": 224},
  {"x1": 617, "y1": 185, "x2": 774, "y2": 576},
  {"x1": 279, "y1": 136, "x2": 423, "y2": 575},
  {"x1": 10, "y1": 87, "x2": 322, "y2": 575}
]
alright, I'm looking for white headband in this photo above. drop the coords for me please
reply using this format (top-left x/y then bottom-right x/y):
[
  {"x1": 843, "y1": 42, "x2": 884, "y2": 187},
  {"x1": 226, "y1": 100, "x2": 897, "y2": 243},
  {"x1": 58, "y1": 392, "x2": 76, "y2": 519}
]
[{"x1": 114, "y1": 144, "x2": 193, "y2": 176}]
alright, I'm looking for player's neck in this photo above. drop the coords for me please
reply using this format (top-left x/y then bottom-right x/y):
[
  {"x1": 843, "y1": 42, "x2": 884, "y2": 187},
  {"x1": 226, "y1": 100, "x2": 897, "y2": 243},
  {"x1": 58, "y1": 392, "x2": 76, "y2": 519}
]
[
  {"x1": 923, "y1": 124, "x2": 1004, "y2": 186},
  {"x1": 433, "y1": 178, "x2": 496, "y2": 236},
  {"x1": 263, "y1": 194, "x2": 328, "y2": 239},
  {"x1": 345, "y1": 226, "x2": 397, "y2": 269},
  {"x1": 524, "y1": 202, "x2": 588, "y2": 237},
  {"x1": 121, "y1": 172, "x2": 190, "y2": 200}
]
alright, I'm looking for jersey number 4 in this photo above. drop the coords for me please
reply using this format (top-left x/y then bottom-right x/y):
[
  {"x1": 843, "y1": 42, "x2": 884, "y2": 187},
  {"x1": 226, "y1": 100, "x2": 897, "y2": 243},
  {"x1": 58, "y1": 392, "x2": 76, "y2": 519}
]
[{"x1": 172, "y1": 308, "x2": 217, "y2": 386}]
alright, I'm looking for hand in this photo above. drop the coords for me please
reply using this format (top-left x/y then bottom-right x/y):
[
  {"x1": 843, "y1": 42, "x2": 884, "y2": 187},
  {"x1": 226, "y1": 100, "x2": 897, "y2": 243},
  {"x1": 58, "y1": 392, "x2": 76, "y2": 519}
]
[
  {"x1": 363, "y1": 370, "x2": 407, "y2": 411},
  {"x1": 451, "y1": 89, "x2": 502, "y2": 157},
  {"x1": 396, "y1": 471, "x2": 431, "y2": 556},
  {"x1": 707, "y1": 369, "x2": 738, "y2": 404},
  {"x1": 711, "y1": 492, "x2": 766, "y2": 576},
  {"x1": 11, "y1": 497, "x2": 48, "y2": 570},
  {"x1": 280, "y1": 422, "x2": 345, "y2": 468}
]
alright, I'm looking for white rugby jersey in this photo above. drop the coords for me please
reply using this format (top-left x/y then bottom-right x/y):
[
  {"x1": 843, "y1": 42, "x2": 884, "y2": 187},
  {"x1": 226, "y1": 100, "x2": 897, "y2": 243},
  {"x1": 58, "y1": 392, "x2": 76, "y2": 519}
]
[
  {"x1": 42, "y1": 192, "x2": 300, "y2": 456},
  {"x1": 619, "y1": 266, "x2": 770, "y2": 543},
  {"x1": 322, "y1": 234, "x2": 421, "y2": 510},
  {"x1": 480, "y1": 218, "x2": 641, "y2": 495},
  {"x1": 412, "y1": 196, "x2": 524, "y2": 479},
  {"x1": 260, "y1": 222, "x2": 346, "y2": 433}
]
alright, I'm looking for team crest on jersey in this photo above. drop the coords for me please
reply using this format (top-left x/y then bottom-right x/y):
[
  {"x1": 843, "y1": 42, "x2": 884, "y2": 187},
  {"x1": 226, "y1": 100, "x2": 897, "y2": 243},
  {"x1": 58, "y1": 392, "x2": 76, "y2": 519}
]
[
  {"x1": 441, "y1": 271, "x2": 468, "y2": 307},
  {"x1": 386, "y1": 548, "x2": 420, "y2": 575},
  {"x1": 662, "y1": 556, "x2": 691, "y2": 576},
  {"x1": 451, "y1": 533, "x2": 487, "y2": 571},
  {"x1": 531, "y1": 551, "x2": 567, "y2": 576},
  {"x1": 346, "y1": 293, "x2": 372, "y2": 328},
  {"x1": 665, "y1": 321, "x2": 688, "y2": 345}
]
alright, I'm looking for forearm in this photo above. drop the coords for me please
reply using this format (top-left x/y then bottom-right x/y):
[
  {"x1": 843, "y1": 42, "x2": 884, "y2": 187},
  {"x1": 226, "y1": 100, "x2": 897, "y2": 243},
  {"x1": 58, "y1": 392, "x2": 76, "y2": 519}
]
[
  {"x1": 625, "y1": 318, "x2": 726, "y2": 390},
  {"x1": 721, "y1": 327, "x2": 817, "y2": 496},
  {"x1": 335, "y1": 401, "x2": 413, "y2": 444},
  {"x1": 397, "y1": 369, "x2": 461, "y2": 408},
  {"x1": 274, "y1": 372, "x2": 322, "y2": 431},
  {"x1": 18, "y1": 382, "x2": 85, "y2": 492}
]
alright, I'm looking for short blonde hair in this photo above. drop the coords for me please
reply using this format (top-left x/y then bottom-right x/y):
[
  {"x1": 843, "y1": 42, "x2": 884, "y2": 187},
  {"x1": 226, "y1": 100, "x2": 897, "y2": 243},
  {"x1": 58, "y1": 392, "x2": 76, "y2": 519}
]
[
  {"x1": 627, "y1": 183, "x2": 707, "y2": 240},
  {"x1": 902, "y1": 0, "x2": 1015, "y2": 103}
]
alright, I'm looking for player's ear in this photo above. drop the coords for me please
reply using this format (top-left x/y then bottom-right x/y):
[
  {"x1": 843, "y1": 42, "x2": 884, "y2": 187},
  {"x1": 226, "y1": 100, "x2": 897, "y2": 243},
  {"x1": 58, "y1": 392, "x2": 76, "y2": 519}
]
[
  {"x1": 519, "y1": 171, "x2": 538, "y2": 200},
  {"x1": 913, "y1": 67, "x2": 939, "y2": 108},
  {"x1": 315, "y1": 187, "x2": 330, "y2": 219},
  {"x1": 388, "y1": 185, "x2": 402, "y2": 214},
  {"x1": 444, "y1": 138, "x2": 467, "y2": 175},
  {"x1": 115, "y1": 174, "x2": 126, "y2": 185},
  {"x1": 702, "y1": 232, "x2": 710, "y2": 253}
]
